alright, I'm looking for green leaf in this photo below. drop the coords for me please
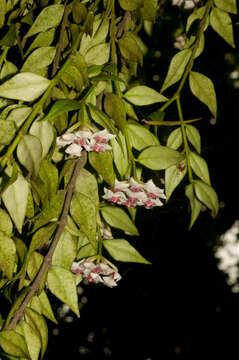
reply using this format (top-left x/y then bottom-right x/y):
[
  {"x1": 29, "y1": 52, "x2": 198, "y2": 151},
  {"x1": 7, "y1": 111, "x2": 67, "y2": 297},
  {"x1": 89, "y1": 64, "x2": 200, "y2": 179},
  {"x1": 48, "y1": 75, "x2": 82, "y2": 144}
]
[
  {"x1": 0, "y1": 330, "x2": 30, "y2": 359},
  {"x1": 16, "y1": 321, "x2": 41, "y2": 360},
  {"x1": 103, "y1": 239, "x2": 150, "y2": 264},
  {"x1": 0, "y1": 231, "x2": 16, "y2": 279},
  {"x1": 111, "y1": 132, "x2": 128, "y2": 177},
  {"x1": 0, "y1": 0, "x2": 6, "y2": 29},
  {"x1": 186, "y1": 6, "x2": 206, "y2": 33},
  {"x1": 189, "y1": 152, "x2": 210, "y2": 184},
  {"x1": 214, "y1": 0, "x2": 237, "y2": 14},
  {"x1": 161, "y1": 49, "x2": 192, "y2": 92},
  {"x1": 72, "y1": 2, "x2": 87, "y2": 24},
  {"x1": 189, "y1": 71, "x2": 217, "y2": 118},
  {"x1": 38, "y1": 160, "x2": 58, "y2": 202},
  {"x1": 89, "y1": 151, "x2": 115, "y2": 187},
  {"x1": 194, "y1": 180, "x2": 219, "y2": 217},
  {"x1": 32, "y1": 190, "x2": 64, "y2": 232},
  {"x1": 118, "y1": 32, "x2": 142, "y2": 64},
  {"x1": 0, "y1": 120, "x2": 16, "y2": 145},
  {"x1": 185, "y1": 125, "x2": 201, "y2": 153},
  {"x1": 43, "y1": 99, "x2": 82, "y2": 121},
  {"x1": 21, "y1": 47, "x2": 56, "y2": 73},
  {"x1": 25, "y1": 5, "x2": 64, "y2": 38},
  {"x1": 137, "y1": 145, "x2": 184, "y2": 170},
  {"x1": 0, "y1": 60, "x2": 18, "y2": 81},
  {"x1": 124, "y1": 85, "x2": 168, "y2": 105},
  {"x1": 126, "y1": 123, "x2": 160, "y2": 151},
  {"x1": 140, "y1": 0, "x2": 158, "y2": 21},
  {"x1": 101, "y1": 206, "x2": 139, "y2": 236},
  {"x1": 165, "y1": 162, "x2": 187, "y2": 201},
  {"x1": 52, "y1": 230, "x2": 77, "y2": 270},
  {"x1": 17, "y1": 134, "x2": 42, "y2": 175},
  {"x1": 88, "y1": 104, "x2": 117, "y2": 134},
  {"x1": 0, "y1": 25, "x2": 16, "y2": 47},
  {"x1": 47, "y1": 266, "x2": 80, "y2": 317},
  {"x1": 25, "y1": 28, "x2": 55, "y2": 56},
  {"x1": 70, "y1": 192, "x2": 97, "y2": 250},
  {"x1": 25, "y1": 308, "x2": 48, "y2": 359},
  {"x1": 185, "y1": 183, "x2": 202, "y2": 229},
  {"x1": 166, "y1": 128, "x2": 183, "y2": 150},
  {"x1": 74, "y1": 168, "x2": 99, "y2": 206},
  {"x1": 0, "y1": 209, "x2": 13, "y2": 236},
  {"x1": 30, "y1": 120, "x2": 54, "y2": 158},
  {"x1": 210, "y1": 7, "x2": 235, "y2": 48},
  {"x1": 104, "y1": 93, "x2": 126, "y2": 130},
  {"x1": 85, "y1": 43, "x2": 110, "y2": 66},
  {"x1": 29, "y1": 223, "x2": 56, "y2": 253},
  {"x1": 38, "y1": 290, "x2": 57, "y2": 324},
  {"x1": 7, "y1": 106, "x2": 32, "y2": 129},
  {"x1": 2, "y1": 173, "x2": 29, "y2": 233},
  {"x1": 0, "y1": 72, "x2": 50, "y2": 102},
  {"x1": 118, "y1": 0, "x2": 143, "y2": 11},
  {"x1": 28, "y1": 296, "x2": 42, "y2": 314},
  {"x1": 27, "y1": 252, "x2": 44, "y2": 280}
]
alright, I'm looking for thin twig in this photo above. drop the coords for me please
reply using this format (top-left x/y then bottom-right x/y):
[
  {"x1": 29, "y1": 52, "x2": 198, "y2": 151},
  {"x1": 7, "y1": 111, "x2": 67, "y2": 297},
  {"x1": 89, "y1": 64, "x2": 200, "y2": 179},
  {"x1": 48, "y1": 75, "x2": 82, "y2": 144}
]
[{"x1": 6, "y1": 153, "x2": 86, "y2": 330}]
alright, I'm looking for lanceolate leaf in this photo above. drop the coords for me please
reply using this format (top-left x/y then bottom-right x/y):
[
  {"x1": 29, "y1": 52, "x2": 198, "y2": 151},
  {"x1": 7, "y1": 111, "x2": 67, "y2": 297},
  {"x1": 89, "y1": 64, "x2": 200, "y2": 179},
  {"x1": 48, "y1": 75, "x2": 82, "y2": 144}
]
[
  {"x1": 166, "y1": 128, "x2": 183, "y2": 150},
  {"x1": 47, "y1": 266, "x2": 80, "y2": 317},
  {"x1": 101, "y1": 206, "x2": 139, "y2": 236},
  {"x1": 214, "y1": 0, "x2": 237, "y2": 14},
  {"x1": 17, "y1": 134, "x2": 43, "y2": 175},
  {"x1": 25, "y1": 308, "x2": 48, "y2": 359},
  {"x1": 25, "y1": 5, "x2": 64, "y2": 38},
  {"x1": 111, "y1": 133, "x2": 129, "y2": 177},
  {"x1": 103, "y1": 239, "x2": 150, "y2": 264},
  {"x1": 194, "y1": 180, "x2": 219, "y2": 217},
  {"x1": 161, "y1": 49, "x2": 192, "y2": 92},
  {"x1": 38, "y1": 290, "x2": 58, "y2": 324},
  {"x1": 119, "y1": 0, "x2": 143, "y2": 11},
  {"x1": 104, "y1": 93, "x2": 126, "y2": 130},
  {"x1": 0, "y1": 231, "x2": 16, "y2": 279},
  {"x1": 189, "y1": 71, "x2": 217, "y2": 118},
  {"x1": 0, "y1": 72, "x2": 50, "y2": 101},
  {"x1": 43, "y1": 99, "x2": 82, "y2": 121},
  {"x1": 185, "y1": 183, "x2": 202, "y2": 229},
  {"x1": 30, "y1": 120, "x2": 54, "y2": 158},
  {"x1": 75, "y1": 168, "x2": 99, "y2": 206},
  {"x1": 16, "y1": 321, "x2": 41, "y2": 360},
  {"x1": 189, "y1": 152, "x2": 211, "y2": 184},
  {"x1": 52, "y1": 230, "x2": 77, "y2": 270},
  {"x1": 124, "y1": 85, "x2": 168, "y2": 105},
  {"x1": 165, "y1": 162, "x2": 187, "y2": 201},
  {"x1": 185, "y1": 125, "x2": 201, "y2": 154},
  {"x1": 21, "y1": 47, "x2": 56, "y2": 73},
  {"x1": 2, "y1": 173, "x2": 29, "y2": 233},
  {"x1": 137, "y1": 145, "x2": 184, "y2": 170},
  {"x1": 0, "y1": 330, "x2": 30, "y2": 359},
  {"x1": 126, "y1": 123, "x2": 160, "y2": 150},
  {"x1": 89, "y1": 151, "x2": 115, "y2": 187},
  {"x1": 210, "y1": 7, "x2": 235, "y2": 48}
]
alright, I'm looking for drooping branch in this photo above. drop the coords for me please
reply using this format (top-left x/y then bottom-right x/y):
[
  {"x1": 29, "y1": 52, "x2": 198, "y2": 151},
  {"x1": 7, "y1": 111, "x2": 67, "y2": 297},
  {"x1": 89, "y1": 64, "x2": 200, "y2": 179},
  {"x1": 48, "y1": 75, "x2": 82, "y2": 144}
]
[{"x1": 6, "y1": 153, "x2": 86, "y2": 330}]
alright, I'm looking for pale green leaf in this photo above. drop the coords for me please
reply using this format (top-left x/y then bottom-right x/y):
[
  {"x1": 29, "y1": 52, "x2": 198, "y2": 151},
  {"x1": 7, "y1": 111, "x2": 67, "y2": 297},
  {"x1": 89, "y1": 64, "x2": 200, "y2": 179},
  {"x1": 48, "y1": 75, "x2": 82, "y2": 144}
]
[
  {"x1": 70, "y1": 192, "x2": 97, "y2": 250},
  {"x1": 39, "y1": 290, "x2": 57, "y2": 324},
  {"x1": 214, "y1": 0, "x2": 237, "y2": 15},
  {"x1": 27, "y1": 252, "x2": 44, "y2": 280},
  {"x1": 118, "y1": 32, "x2": 142, "y2": 64},
  {"x1": 166, "y1": 128, "x2": 183, "y2": 150},
  {"x1": 52, "y1": 230, "x2": 77, "y2": 270},
  {"x1": 104, "y1": 92, "x2": 126, "y2": 130},
  {"x1": 21, "y1": 47, "x2": 56, "y2": 73},
  {"x1": 111, "y1": 132, "x2": 128, "y2": 177},
  {"x1": 17, "y1": 134, "x2": 42, "y2": 175},
  {"x1": 0, "y1": 60, "x2": 18, "y2": 81},
  {"x1": 25, "y1": 5, "x2": 64, "y2": 38},
  {"x1": 137, "y1": 145, "x2": 184, "y2": 170},
  {"x1": 74, "y1": 168, "x2": 99, "y2": 206},
  {"x1": 0, "y1": 72, "x2": 50, "y2": 102},
  {"x1": 0, "y1": 120, "x2": 16, "y2": 145},
  {"x1": 43, "y1": 99, "x2": 82, "y2": 121},
  {"x1": 2, "y1": 173, "x2": 29, "y2": 233},
  {"x1": 38, "y1": 160, "x2": 58, "y2": 202},
  {"x1": 29, "y1": 223, "x2": 56, "y2": 253},
  {"x1": 103, "y1": 239, "x2": 150, "y2": 264},
  {"x1": 47, "y1": 266, "x2": 80, "y2": 317},
  {"x1": 165, "y1": 162, "x2": 187, "y2": 200},
  {"x1": 124, "y1": 85, "x2": 168, "y2": 105},
  {"x1": 119, "y1": 0, "x2": 143, "y2": 11},
  {"x1": 88, "y1": 104, "x2": 117, "y2": 134},
  {"x1": 126, "y1": 123, "x2": 160, "y2": 151},
  {"x1": 194, "y1": 180, "x2": 219, "y2": 217},
  {"x1": 189, "y1": 71, "x2": 217, "y2": 118},
  {"x1": 185, "y1": 183, "x2": 202, "y2": 229},
  {"x1": 210, "y1": 7, "x2": 235, "y2": 48},
  {"x1": 189, "y1": 152, "x2": 210, "y2": 184},
  {"x1": 0, "y1": 0, "x2": 6, "y2": 29},
  {"x1": 0, "y1": 231, "x2": 16, "y2": 279},
  {"x1": 89, "y1": 151, "x2": 115, "y2": 187},
  {"x1": 185, "y1": 125, "x2": 201, "y2": 153},
  {"x1": 6, "y1": 106, "x2": 32, "y2": 128},
  {"x1": 0, "y1": 330, "x2": 30, "y2": 359},
  {"x1": 101, "y1": 206, "x2": 139, "y2": 236},
  {"x1": 25, "y1": 308, "x2": 48, "y2": 359},
  {"x1": 161, "y1": 49, "x2": 192, "y2": 92},
  {"x1": 25, "y1": 28, "x2": 55, "y2": 56},
  {"x1": 30, "y1": 120, "x2": 54, "y2": 158},
  {"x1": 186, "y1": 6, "x2": 206, "y2": 33},
  {"x1": 85, "y1": 43, "x2": 110, "y2": 66},
  {"x1": 0, "y1": 208, "x2": 13, "y2": 236},
  {"x1": 16, "y1": 321, "x2": 41, "y2": 360}
]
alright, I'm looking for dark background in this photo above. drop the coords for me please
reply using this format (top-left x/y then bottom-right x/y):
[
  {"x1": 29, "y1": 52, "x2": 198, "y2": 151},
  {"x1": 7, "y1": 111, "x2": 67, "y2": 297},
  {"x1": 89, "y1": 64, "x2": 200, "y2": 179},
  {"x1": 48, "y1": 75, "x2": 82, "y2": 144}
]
[{"x1": 45, "y1": 3, "x2": 239, "y2": 359}]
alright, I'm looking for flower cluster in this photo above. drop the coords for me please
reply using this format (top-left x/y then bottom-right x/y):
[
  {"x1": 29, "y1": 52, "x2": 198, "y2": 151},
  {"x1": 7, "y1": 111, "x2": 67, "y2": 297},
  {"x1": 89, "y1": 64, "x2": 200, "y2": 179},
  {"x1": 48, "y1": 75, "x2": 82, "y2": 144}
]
[
  {"x1": 56, "y1": 129, "x2": 116, "y2": 157},
  {"x1": 172, "y1": 0, "x2": 200, "y2": 10},
  {"x1": 71, "y1": 260, "x2": 121, "y2": 288},
  {"x1": 103, "y1": 178, "x2": 166, "y2": 209}
]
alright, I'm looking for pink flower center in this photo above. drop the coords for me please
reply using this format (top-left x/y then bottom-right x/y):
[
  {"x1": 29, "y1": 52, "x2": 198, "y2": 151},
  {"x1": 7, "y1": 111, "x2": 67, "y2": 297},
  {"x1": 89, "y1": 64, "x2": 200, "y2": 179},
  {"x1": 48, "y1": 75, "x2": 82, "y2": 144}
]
[
  {"x1": 92, "y1": 144, "x2": 104, "y2": 152},
  {"x1": 72, "y1": 268, "x2": 84, "y2": 274},
  {"x1": 74, "y1": 139, "x2": 85, "y2": 146},
  {"x1": 110, "y1": 196, "x2": 121, "y2": 203},
  {"x1": 124, "y1": 199, "x2": 137, "y2": 208},
  {"x1": 93, "y1": 136, "x2": 107, "y2": 144},
  {"x1": 144, "y1": 200, "x2": 154, "y2": 209},
  {"x1": 147, "y1": 192, "x2": 157, "y2": 200},
  {"x1": 129, "y1": 186, "x2": 142, "y2": 193}
]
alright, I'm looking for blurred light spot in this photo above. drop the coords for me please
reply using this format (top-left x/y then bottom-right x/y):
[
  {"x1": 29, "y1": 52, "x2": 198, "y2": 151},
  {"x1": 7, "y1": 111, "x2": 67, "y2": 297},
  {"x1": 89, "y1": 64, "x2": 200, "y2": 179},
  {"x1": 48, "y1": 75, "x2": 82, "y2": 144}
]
[
  {"x1": 175, "y1": 346, "x2": 181, "y2": 353},
  {"x1": 81, "y1": 296, "x2": 88, "y2": 304},
  {"x1": 154, "y1": 50, "x2": 161, "y2": 58},
  {"x1": 210, "y1": 118, "x2": 217, "y2": 125},
  {"x1": 229, "y1": 70, "x2": 239, "y2": 80},
  {"x1": 153, "y1": 74, "x2": 160, "y2": 81},
  {"x1": 77, "y1": 286, "x2": 84, "y2": 295},
  {"x1": 87, "y1": 332, "x2": 95, "y2": 343},
  {"x1": 103, "y1": 346, "x2": 112, "y2": 357},
  {"x1": 64, "y1": 316, "x2": 74, "y2": 323},
  {"x1": 57, "y1": 304, "x2": 70, "y2": 318},
  {"x1": 215, "y1": 220, "x2": 239, "y2": 292},
  {"x1": 78, "y1": 346, "x2": 90, "y2": 354},
  {"x1": 233, "y1": 80, "x2": 239, "y2": 89},
  {"x1": 52, "y1": 328, "x2": 59, "y2": 336}
]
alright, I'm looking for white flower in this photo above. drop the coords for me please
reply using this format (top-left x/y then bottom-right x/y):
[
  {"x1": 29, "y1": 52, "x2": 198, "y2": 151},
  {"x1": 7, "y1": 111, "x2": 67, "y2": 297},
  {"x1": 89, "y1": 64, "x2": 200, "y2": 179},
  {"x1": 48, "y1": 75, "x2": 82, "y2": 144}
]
[
  {"x1": 92, "y1": 129, "x2": 116, "y2": 144},
  {"x1": 65, "y1": 143, "x2": 83, "y2": 157},
  {"x1": 102, "y1": 188, "x2": 127, "y2": 204},
  {"x1": 172, "y1": 0, "x2": 199, "y2": 9},
  {"x1": 114, "y1": 179, "x2": 130, "y2": 192},
  {"x1": 174, "y1": 35, "x2": 186, "y2": 50},
  {"x1": 56, "y1": 133, "x2": 77, "y2": 147},
  {"x1": 144, "y1": 179, "x2": 166, "y2": 200}
]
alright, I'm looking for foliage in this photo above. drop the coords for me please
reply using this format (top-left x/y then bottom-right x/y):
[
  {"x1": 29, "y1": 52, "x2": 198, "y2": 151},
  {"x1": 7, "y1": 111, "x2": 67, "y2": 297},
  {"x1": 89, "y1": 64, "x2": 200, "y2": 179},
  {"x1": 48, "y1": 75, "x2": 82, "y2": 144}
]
[{"x1": 0, "y1": 0, "x2": 236, "y2": 358}]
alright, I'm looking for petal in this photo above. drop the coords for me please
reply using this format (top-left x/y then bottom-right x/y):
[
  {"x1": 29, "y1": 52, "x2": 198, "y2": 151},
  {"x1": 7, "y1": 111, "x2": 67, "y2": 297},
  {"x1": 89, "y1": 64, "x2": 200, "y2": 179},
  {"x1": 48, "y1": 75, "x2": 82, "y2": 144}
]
[{"x1": 65, "y1": 143, "x2": 82, "y2": 157}]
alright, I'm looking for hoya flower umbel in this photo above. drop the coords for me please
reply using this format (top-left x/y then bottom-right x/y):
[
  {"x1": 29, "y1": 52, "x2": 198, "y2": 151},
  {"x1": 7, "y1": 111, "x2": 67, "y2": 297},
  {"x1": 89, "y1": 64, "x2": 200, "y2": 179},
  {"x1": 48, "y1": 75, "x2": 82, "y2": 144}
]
[
  {"x1": 103, "y1": 177, "x2": 166, "y2": 209},
  {"x1": 71, "y1": 259, "x2": 121, "y2": 288},
  {"x1": 56, "y1": 129, "x2": 116, "y2": 157}
]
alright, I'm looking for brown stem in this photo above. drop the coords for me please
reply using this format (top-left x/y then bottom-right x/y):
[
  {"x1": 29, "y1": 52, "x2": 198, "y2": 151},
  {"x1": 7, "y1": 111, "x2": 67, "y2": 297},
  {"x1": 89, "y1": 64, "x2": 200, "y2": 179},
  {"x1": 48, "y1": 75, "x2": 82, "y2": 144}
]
[
  {"x1": 6, "y1": 153, "x2": 86, "y2": 330},
  {"x1": 52, "y1": 1, "x2": 71, "y2": 77},
  {"x1": 116, "y1": 11, "x2": 131, "y2": 39}
]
